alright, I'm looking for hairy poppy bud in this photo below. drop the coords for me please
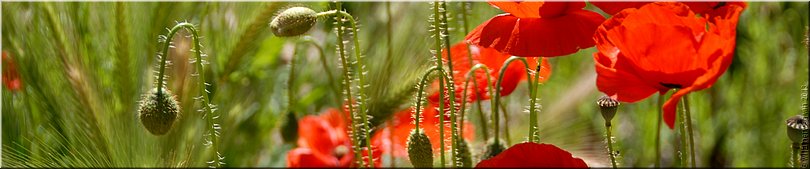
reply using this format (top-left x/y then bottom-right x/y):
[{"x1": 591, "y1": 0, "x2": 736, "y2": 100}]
[
  {"x1": 407, "y1": 129, "x2": 433, "y2": 168},
  {"x1": 138, "y1": 88, "x2": 181, "y2": 135},
  {"x1": 281, "y1": 111, "x2": 299, "y2": 144},
  {"x1": 455, "y1": 139, "x2": 472, "y2": 167},
  {"x1": 786, "y1": 115, "x2": 808, "y2": 144},
  {"x1": 270, "y1": 7, "x2": 318, "y2": 37},
  {"x1": 481, "y1": 138, "x2": 506, "y2": 160},
  {"x1": 597, "y1": 95, "x2": 620, "y2": 125}
]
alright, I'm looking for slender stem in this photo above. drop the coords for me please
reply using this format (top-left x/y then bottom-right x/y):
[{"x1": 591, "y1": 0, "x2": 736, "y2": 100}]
[
  {"x1": 683, "y1": 94, "x2": 696, "y2": 167},
  {"x1": 528, "y1": 58, "x2": 544, "y2": 143},
  {"x1": 287, "y1": 44, "x2": 297, "y2": 112},
  {"x1": 329, "y1": 3, "x2": 362, "y2": 166},
  {"x1": 386, "y1": 2, "x2": 395, "y2": 167},
  {"x1": 430, "y1": 1, "x2": 447, "y2": 166},
  {"x1": 679, "y1": 94, "x2": 689, "y2": 167},
  {"x1": 793, "y1": 143, "x2": 800, "y2": 168},
  {"x1": 299, "y1": 38, "x2": 342, "y2": 106},
  {"x1": 498, "y1": 101, "x2": 512, "y2": 145},
  {"x1": 158, "y1": 23, "x2": 220, "y2": 167},
  {"x1": 493, "y1": 56, "x2": 532, "y2": 148},
  {"x1": 656, "y1": 94, "x2": 664, "y2": 168},
  {"x1": 606, "y1": 122, "x2": 618, "y2": 168},
  {"x1": 437, "y1": 1, "x2": 462, "y2": 167},
  {"x1": 459, "y1": 0, "x2": 488, "y2": 142}
]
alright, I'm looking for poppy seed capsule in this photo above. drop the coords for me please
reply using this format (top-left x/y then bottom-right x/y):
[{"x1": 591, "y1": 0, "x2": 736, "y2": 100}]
[
  {"x1": 786, "y1": 115, "x2": 808, "y2": 144},
  {"x1": 407, "y1": 129, "x2": 433, "y2": 168},
  {"x1": 455, "y1": 139, "x2": 473, "y2": 167},
  {"x1": 269, "y1": 7, "x2": 318, "y2": 37},
  {"x1": 597, "y1": 95, "x2": 620, "y2": 125},
  {"x1": 138, "y1": 88, "x2": 181, "y2": 135},
  {"x1": 481, "y1": 138, "x2": 507, "y2": 160}
]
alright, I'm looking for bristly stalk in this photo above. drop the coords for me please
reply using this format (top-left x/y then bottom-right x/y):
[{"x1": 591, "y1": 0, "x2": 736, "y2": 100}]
[
  {"x1": 436, "y1": 0, "x2": 464, "y2": 167},
  {"x1": 413, "y1": 66, "x2": 456, "y2": 167},
  {"x1": 329, "y1": 2, "x2": 362, "y2": 166},
  {"x1": 458, "y1": 0, "x2": 489, "y2": 143},
  {"x1": 492, "y1": 57, "x2": 533, "y2": 147},
  {"x1": 157, "y1": 23, "x2": 222, "y2": 167},
  {"x1": 683, "y1": 94, "x2": 696, "y2": 167},
  {"x1": 678, "y1": 93, "x2": 689, "y2": 167},
  {"x1": 460, "y1": 64, "x2": 495, "y2": 141},
  {"x1": 527, "y1": 58, "x2": 544, "y2": 142},
  {"x1": 430, "y1": 1, "x2": 447, "y2": 167}
]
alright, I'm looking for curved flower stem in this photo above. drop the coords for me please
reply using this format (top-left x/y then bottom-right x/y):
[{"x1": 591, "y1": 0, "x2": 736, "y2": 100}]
[
  {"x1": 157, "y1": 22, "x2": 221, "y2": 168},
  {"x1": 436, "y1": 1, "x2": 463, "y2": 167},
  {"x1": 413, "y1": 66, "x2": 455, "y2": 143},
  {"x1": 298, "y1": 37, "x2": 342, "y2": 105},
  {"x1": 460, "y1": 64, "x2": 495, "y2": 142},
  {"x1": 459, "y1": 1, "x2": 488, "y2": 142},
  {"x1": 325, "y1": 3, "x2": 362, "y2": 166},
  {"x1": 606, "y1": 122, "x2": 618, "y2": 168},
  {"x1": 683, "y1": 94, "x2": 696, "y2": 167},
  {"x1": 493, "y1": 56, "x2": 533, "y2": 147},
  {"x1": 655, "y1": 93, "x2": 664, "y2": 168},
  {"x1": 527, "y1": 58, "x2": 544, "y2": 142},
  {"x1": 498, "y1": 102, "x2": 512, "y2": 144}
]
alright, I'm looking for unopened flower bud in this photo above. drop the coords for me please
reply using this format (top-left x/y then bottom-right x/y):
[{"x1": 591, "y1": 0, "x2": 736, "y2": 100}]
[
  {"x1": 481, "y1": 138, "x2": 507, "y2": 160},
  {"x1": 281, "y1": 111, "x2": 299, "y2": 144},
  {"x1": 786, "y1": 115, "x2": 808, "y2": 144},
  {"x1": 598, "y1": 95, "x2": 620, "y2": 125},
  {"x1": 407, "y1": 129, "x2": 433, "y2": 168},
  {"x1": 138, "y1": 88, "x2": 181, "y2": 135},
  {"x1": 455, "y1": 139, "x2": 472, "y2": 167},
  {"x1": 270, "y1": 7, "x2": 318, "y2": 37}
]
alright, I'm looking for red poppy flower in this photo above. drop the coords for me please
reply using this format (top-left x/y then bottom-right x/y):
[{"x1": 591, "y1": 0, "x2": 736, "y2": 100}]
[
  {"x1": 428, "y1": 42, "x2": 551, "y2": 104},
  {"x1": 466, "y1": 1, "x2": 605, "y2": 57},
  {"x1": 2, "y1": 51, "x2": 22, "y2": 91},
  {"x1": 475, "y1": 142, "x2": 587, "y2": 168},
  {"x1": 593, "y1": 2, "x2": 744, "y2": 129},
  {"x1": 591, "y1": 1, "x2": 747, "y2": 16},
  {"x1": 371, "y1": 103, "x2": 475, "y2": 157},
  {"x1": 287, "y1": 108, "x2": 381, "y2": 167}
]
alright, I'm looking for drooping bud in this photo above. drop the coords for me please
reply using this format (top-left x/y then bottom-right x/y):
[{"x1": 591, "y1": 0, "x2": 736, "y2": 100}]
[
  {"x1": 407, "y1": 129, "x2": 433, "y2": 168},
  {"x1": 597, "y1": 95, "x2": 620, "y2": 125},
  {"x1": 786, "y1": 115, "x2": 808, "y2": 144},
  {"x1": 481, "y1": 138, "x2": 507, "y2": 160},
  {"x1": 455, "y1": 139, "x2": 473, "y2": 168},
  {"x1": 281, "y1": 111, "x2": 299, "y2": 144},
  {"x1": 269, "y1": 7, "x2": 318, "y2": 37},
  {"x1": 138, "y1": 88, "x2": 181, "y2": 135}
]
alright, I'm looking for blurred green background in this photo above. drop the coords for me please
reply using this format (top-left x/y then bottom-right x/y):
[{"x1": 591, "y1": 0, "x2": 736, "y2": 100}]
[{"x1": 1, "y1": 1, "x2": 807, "y2": 167}]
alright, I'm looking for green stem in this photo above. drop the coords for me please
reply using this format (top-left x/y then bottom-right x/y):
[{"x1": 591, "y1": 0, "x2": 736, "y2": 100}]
[
  {"x1": 437, "y1": 1, "x2": 462, "y2": 167},
  {"x1": 606, "y1": 123, "x2": 617, "y2": 168},
  {"x1": 499, "y1": 101, "x2": 512, "y2": 145},
  {"x1": 492, "y1": 56, "x2": 533, "y2": 147},
  {"x1": 793, "y1": 143, "x2": 800, "y2": 168},
  {"x1": 386, "y1": 2, "x2": 395, "y2": 167},
  {"x1": 528, "y1": 58, "x2": 544, "y2": 143},
  {"x1": 158, "y1": 22, "x2": 221, "y2": 167},
  {"x1": 430, "y1": 1, "x2": 448, "y2": 166},
  {"x1": 459, "y1": 0, "x2": 488, "y2": 142},
  {"x1": 683, "y1": 94, "x2": 696, "y2": 167},
  {"x1": 288, "y1": 45, "x2": 297, "y2": 112},
  {"x1": 299, "y1": 38, "x2": 342, "y2": 106},
  {"x1": 329, "y1": 3, "x2": 362, "y2": 166},
  {"x1": 679, "y1": 94, "x2": 689, "y2": 167},
  {"x1": 656, "y1": 93, "x2": 664, "y2": 168}
]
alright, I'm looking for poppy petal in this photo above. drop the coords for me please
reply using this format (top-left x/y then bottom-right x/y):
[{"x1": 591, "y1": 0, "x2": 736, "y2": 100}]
[
  {"x1": 297, "y1": 115, "x2": 341, "y2": 156},
  {"x1": 475, "y1": 143, "x2": 587, "y2": 168},
  {"x1": 662, "y1": 87, "x2": 695, "y2": 129},
  {"x1": 488, "y1": 1, "x2": 542, "y2": 18},
  {"x1": 287, "y1": 148, "x2": 339, "y2": 167},
  {"x1": 467, "y1": 14, "x2": 519, "y2": 54},
  {"x1": 591, "y1": 2, "x2": 649, "y2": 15},
  {"x1": 507, "y1": 9, "x2": 604, "y2": 57}
]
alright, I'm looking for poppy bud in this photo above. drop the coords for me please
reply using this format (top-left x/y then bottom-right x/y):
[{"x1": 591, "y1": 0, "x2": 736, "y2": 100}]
[
  {"x1": 407, "y1": 129, "x2": 433, "y2": 168},
  {"x1": 786, "y1": 115, "x2": 808, "y2": 144},
  {"x1": 597, "y1": 95, "x2": 620, "y2": 125},
  {"x1": 455, "y1": 139, "x2": 472, "y2": 167},
  {"x1": 281, "y1": 111, "x2": 299, "y2": 144},
  {"x1": 481, "y1": 138, "x2": 506, "y2": 160},
  {"x1": 270, "y1": 7, "x2": 318, "y2": 37},
  {"x1": 138, "y1": 88, "x2": 181, "y2": 135}
]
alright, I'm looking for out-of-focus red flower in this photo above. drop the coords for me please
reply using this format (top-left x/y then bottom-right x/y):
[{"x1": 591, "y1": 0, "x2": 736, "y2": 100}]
[
  {"x1": 593, "y1": 2, "x2": 744, "y2": 129},
  {"x1": 591, "y1": 1, "x2": 747, "y2": 16},
  {"x1": 287, "y1": 109, "x2": 381, "y2": 167},
  {"x1": 466, "y1": 1, "x2": 605, "y2": 57},
  {"x1": 371, "y1": 103, "x2": 475, "y2": 157},
  {"x1": 428, "y1": 42, "x2": 551, "y2": 104},
  {"x1": 2, "y1": 51, "x2": 22, "y2": 91},
  {"x1": 475, "y1": 142, "x2": 587, "y2": 168}
]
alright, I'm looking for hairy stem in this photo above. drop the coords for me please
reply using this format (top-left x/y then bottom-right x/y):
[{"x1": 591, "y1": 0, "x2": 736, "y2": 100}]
[
  {"x1": 656, "y1": 94, "x2": 664, "y2": 168},
  {"x1": 492, "y1": 56, "x2": 532, "y2": 148},
  {"x1": 606, "y1": 122, "x2": 618, "y2": 168},
  {"x1": 683, "y1": 94, "x2": 696, "y2": 167}
]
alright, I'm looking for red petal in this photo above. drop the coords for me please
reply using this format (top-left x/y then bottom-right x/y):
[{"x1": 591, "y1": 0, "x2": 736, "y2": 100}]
[
  {"x1": 488, "y1": 1, "x2": 542, "y2": 18},
  {"x1": 591, "y1": 2, "x2": 649, "y2": 15},
  {"x1": 287, "y1": 148, "x2": 339, "y2": 167},
  {"x1": 467, "y1": 14, "x2": 519, "y2": 55},
  {"x1": 475, "y1": 143, "x2": 587, "y2": 168},
  {"x1": 662, "y1": 87, "x2": 695, "y2": 129},
  {"x1": 593, "y1": 51, "x2": 659, "y2": 102},
  {"x1": 297, "y1": 114, "x2": 342, "y2": 157}
]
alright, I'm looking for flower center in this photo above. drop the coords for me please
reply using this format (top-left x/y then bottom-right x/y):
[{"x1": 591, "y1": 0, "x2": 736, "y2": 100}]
[
  {"x1": 660, "y1": 82, "x2": 683, "y2": 89},
  {"x1": 333, "y1": 145, "x2": 349, "y2": 158}
]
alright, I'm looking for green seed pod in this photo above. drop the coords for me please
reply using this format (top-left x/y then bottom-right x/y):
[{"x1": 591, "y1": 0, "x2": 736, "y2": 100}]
[
  {"x1": 138, "y1": 88, "x2": 181, "y2": 135},
  {"x1": 481, "y1": 138, "x2": 506, "y2": 160},
  {"x1": 281, "y1": 111, "x2": 299, "y2": 144},
  {"x1": 455, "y1": 139, "x2": 472, "y2": 168},
  {"x1": 407, "y1": 129, "x2": 433, "y2": 168},
  {"x1": 786, "y1": 115, "x2": 808, "y2": 144},
  {"x1": 597, "y1": 95, "x2": 620, "y2": 125},
  {"x1": 269, "y1": 7, "x2": 318, "y2": 37}
]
